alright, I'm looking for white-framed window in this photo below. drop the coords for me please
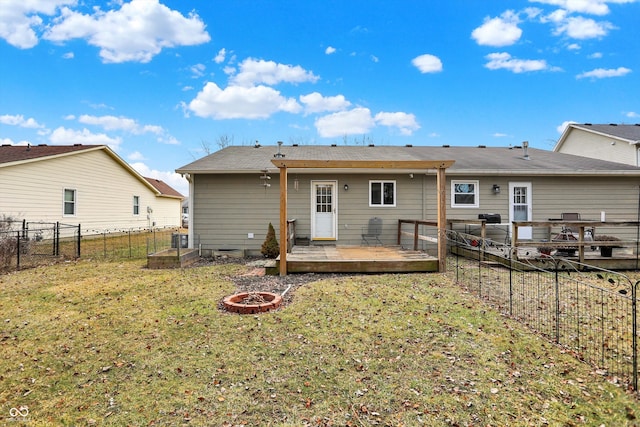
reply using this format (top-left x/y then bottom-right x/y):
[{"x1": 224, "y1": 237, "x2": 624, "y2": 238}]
[
  {"x1": 451, "y1": 180, "x2": 479, "y2": 208},
  {"x1": 133, "y1": 196, "x2": 140, "y2": 215},
  {"x1": 63, "y1": 188, "x2": 76, "y2": 216},
  {"x1": 369, "y1": 180, "x2": 396, "y2": 207}
]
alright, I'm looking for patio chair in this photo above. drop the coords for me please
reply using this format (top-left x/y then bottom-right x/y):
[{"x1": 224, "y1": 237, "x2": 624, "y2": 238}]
[
  {"x1": 361, "y1": 217, "x2": 383, "y2": 246},
  {"x1": 561, "y1": 212, "x2": 580, "y2": 233}
]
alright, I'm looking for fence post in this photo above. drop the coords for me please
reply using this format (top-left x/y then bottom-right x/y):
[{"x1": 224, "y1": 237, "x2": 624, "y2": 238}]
[
  {"x1": 129, "y1": 229, "x2": 132, "y2": 258},
  {"x1": 54, "y1": 222, "x2": 59, "y2": 256},
  {"x1": 633, "y1": 281, "x2": 638, "y2": 392},
  {"x1": 77, "y1": 224, "x2": 81, "y2": 258},
  {"x1": 555, "y1": 268, "x2": 560, "y2": 344},
  {"x1": 16, "y1": 231, "x2": 20, "y2": 269}
]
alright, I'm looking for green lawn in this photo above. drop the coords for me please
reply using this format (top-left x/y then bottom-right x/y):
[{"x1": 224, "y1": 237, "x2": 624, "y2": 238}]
[{"x1": 0, "y1": 259, "x2": 638, "y2": 426}]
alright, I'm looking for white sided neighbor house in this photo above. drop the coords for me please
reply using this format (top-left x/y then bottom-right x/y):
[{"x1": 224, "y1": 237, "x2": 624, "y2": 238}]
[
  {"x1": 554, "y1": 123, "x2": 640, "y2": 167},
  {"x1": 1, "y1": 144, "x2": 183, "y2": 234},
  {"x1": 177, "y1": 143, "x2": 640, "y2": 257}
]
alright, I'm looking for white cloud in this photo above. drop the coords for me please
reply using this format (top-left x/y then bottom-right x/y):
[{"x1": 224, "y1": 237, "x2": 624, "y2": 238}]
[
  {"x1": 588, "y1": 52, "x2": 603, "y2": 58},
  {"x1": 190, "y1": 63, "x2": 206, "y2": 78},
  {"x1": 471, "y1": 10, "x2": 522, "y2": 47},
  {"x1": 0, "y1": 0, "x2": 75, "y2": 49},
  {"x1": 411, "y1": 54, "x2": 443, "y2": 74},
  {"x1": 625, "y1": 111, "x2": 640, "y2": 118},
  {"x1": 43, "y1": 0, "x2": 210, "y2": 63},
  {"x1": 325, "y1": 46, "x2": 336, "y2": 55},
  {"x1": 370, "y1": 55, "x2": 379, "y2": 63},
  {"x1": 374, "y1": 112, "x2": 420, "y2": 136},
  {"x1": 0, "y1": 114, "x2": 45, "y2": 129},
  {"x1": 557, "y1": 120, "x2": 577, "y2": 133},
  {"x1": 315, "y1": 108, "x2": 376, "y2": 138},
  {"x1": 576, "y1": 66, "x2": 631, "y2": 79},
  {"x1": 567, "y1": 43, "x2": 581, "y2": 50},
  {"x1": 62, "y1": 51, "x2": 74, "y2": 59},
  {"x1": 77, "y1": 114, "x2": 164, "y2": 135},
  {"x1": 214, "y1": 48, "x2": 226, "y2": 63},
  {"x1": 188, "y1": 82, "x2": 301, "y2": 119},
  {"x1": 49, "y1": 126, "x2": 122, "y2": 149},
  {"x1": 0, "y1": 137, "x2": 30, "y2": 146},
  {"x1": 299, "y1": 92, "x2": 351, "y2": 114},
  {"x1": 128, "y1": 151, "x2": 146, "y2": 161},
  {"x1": 484, "y1": 52, "x2": 552, "y2": 73},
  {"x1": 229, "y1": 58, "x2": 320, "y2": 87},
  {"x1": 314, "y1": 108, "x2": 419, "y2": 138},
  {"x1": 492, "y1": 132, "x2": 511, "y2": 137},
  {"x1": 130, "y1": 162, "x2": 188, "y2": 196},
  {"x1": 530, "y1": 0, "x2": 633, "y2": 16},
  {"x1": 553, "y1": 16, "x2": 614, "y2": 39}
]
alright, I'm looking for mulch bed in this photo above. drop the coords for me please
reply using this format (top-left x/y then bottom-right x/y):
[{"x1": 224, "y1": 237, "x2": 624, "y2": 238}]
[{"x1": 193, "y1": 255, "x2": 349, "y2": 310}]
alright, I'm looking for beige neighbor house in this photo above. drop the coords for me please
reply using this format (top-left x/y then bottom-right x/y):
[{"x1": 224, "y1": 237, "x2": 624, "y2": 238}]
[
  {"x1": 554, "y1": 123, "x2": 640, "y2": 166},
  {"x1": 1, "y1": 144, "x2": 183, "y2": 234},
  {"x1": 176, "y1": 144, "x2": 640, "y2": 257}
]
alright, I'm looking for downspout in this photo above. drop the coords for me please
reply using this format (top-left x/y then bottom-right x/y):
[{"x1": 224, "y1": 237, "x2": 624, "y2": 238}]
[{"x1": 183, "y1": 173, "x2": 194, "y2": 250}]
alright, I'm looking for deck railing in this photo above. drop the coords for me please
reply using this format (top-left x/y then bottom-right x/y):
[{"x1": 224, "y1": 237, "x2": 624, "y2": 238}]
[
  {"x1": 397, "y1": 219, "x2": 438, "y2": 249},
  {"x1": 512, "y1": 220, "x2": 640, "y2": 263}
]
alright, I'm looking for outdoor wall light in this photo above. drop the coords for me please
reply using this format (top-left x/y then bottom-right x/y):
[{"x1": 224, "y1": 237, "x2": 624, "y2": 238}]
[
  {"x1": 492, "y1": 184, "x2": 501, "y2": 194},
  {"x1": 344, "y1": 184, "x2": 349, "y2": 191}
]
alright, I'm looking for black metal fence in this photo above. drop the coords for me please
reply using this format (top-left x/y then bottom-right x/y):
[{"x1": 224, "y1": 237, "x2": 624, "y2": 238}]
[
  {"x1": 0, "y1": 221, "x2": 185, "y2": 270},
  {"x1": 0, "y1": 221, "x2": 81, "y2": 270},
  {"x1": 446, "y1": 230, "x2": 639, "y2": 392}
]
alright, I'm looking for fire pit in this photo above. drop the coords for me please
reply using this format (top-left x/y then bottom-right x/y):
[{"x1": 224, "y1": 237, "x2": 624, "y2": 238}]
[{"x1": 222, "y1": 292, "x2": 283, "y2": 314}]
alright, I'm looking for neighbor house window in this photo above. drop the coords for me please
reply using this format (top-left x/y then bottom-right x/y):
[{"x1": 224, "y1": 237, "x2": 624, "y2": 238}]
[
  {"x1": 370, "y1": 180, "x2": 396, "y2": 207},
  {"x1": 451, "y1": 180, "x2": 479, "y2": 208},
  {"x1": 63, "y1": 189, "x2": 76, "y2": 215},
  {"x1": 133, "y1": 196, "x2": 140, "y2": 215}
]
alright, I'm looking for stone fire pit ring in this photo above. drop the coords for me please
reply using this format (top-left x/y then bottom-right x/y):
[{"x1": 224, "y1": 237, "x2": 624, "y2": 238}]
[{"x1": 222, "y1": 292, "x2": 283, "y2": 314}]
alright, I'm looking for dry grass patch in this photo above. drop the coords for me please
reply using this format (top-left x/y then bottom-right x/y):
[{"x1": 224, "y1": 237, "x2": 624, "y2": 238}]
[{"x1": 0, "y1": 259, "x2": 637, "y2": 426}]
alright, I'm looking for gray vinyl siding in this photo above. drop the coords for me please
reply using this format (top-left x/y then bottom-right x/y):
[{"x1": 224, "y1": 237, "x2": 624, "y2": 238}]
[
  {"x1": 192, "y1": 172, "x2": 427, "y2": 253},
  {"x1": 192, "y1": 174, "x2": 281, "y2": 254},
  {"x1": 191, "y1": 171, "x2": 640, "y2": 254}
]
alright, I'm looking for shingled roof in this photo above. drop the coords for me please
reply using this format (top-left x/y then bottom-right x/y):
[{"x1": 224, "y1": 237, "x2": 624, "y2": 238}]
[
  {"x1": 569, "y1": 123, "x2": 640, "y2": 143},
  {"x1": 144, "y1": 177, "x2": 183, "y2": 198},
  {"x1": 176, "y1": 144, "x2": 640, "y2": 176},
  {"x1": 1, "y1": 144, "x2": 183, "y2": 198},
  {"x1": 0, "y1": 144, "x2": 104, "y2": 165}
]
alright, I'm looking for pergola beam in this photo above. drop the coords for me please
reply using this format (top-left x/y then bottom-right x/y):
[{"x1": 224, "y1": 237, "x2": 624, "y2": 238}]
[
  {"x1": 271, "y1": 158, "x2": 455, "y2": 276},
  {"x1": 271, "y1": 159, "x2": 454, "y2": 170}
]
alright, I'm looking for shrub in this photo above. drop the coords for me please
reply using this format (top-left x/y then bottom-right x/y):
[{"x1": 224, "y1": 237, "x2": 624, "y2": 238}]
[
  {"x1": 0, "y1": 215, "x2": 18, "y2": 267},
  {"x1": 261, "y1": 222, "x2": 280, "y2": 258}
]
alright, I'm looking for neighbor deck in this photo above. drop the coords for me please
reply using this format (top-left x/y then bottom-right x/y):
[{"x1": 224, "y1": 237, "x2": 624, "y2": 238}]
[{"x1": 269, "y1": 245, "x2": 438, "y2": 274}]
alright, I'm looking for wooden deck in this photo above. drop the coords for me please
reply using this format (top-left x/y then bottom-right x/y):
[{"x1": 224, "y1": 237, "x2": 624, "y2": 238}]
[{"x1": 269, "y1": 245, "x2": 438, "y2": 274}]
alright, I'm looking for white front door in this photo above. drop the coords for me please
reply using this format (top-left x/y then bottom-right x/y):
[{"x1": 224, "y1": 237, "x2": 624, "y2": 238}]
[
  {"x1": 509, "y1": 182, "x2": 532, "y2": 239},
  {"x1": 312, "y1": 181, "x2": 337, "y2": 240}
]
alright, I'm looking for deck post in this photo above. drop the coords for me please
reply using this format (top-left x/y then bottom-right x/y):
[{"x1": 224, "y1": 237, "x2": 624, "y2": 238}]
[
  {"x1": 437, "y1": 167, "x2": 447, "y2": 272},
  {"x1": 278, "y1": 166, "x2": 288, "y2": 276}
]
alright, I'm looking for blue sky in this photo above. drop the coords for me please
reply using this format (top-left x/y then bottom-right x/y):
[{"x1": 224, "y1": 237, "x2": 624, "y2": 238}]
[{"x1": 1, "y1": 0, "x2": 639, "y2": 195}]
